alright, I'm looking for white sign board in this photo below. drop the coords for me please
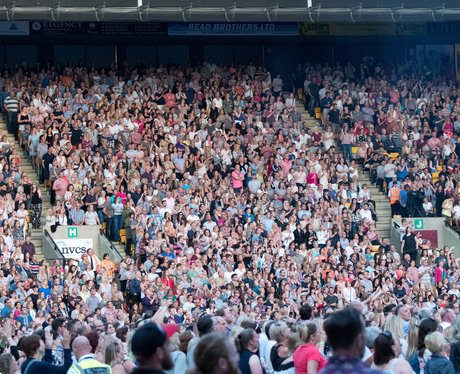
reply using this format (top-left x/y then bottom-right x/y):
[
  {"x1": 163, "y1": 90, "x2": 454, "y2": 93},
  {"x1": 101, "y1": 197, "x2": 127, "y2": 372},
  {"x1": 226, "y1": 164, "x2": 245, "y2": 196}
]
[
  {"x1": 0, "y1": 22, "x2": 29, "y2": 36},
  {"x1": 55, "y1": 238, "x2": 93, "y2": 260}
]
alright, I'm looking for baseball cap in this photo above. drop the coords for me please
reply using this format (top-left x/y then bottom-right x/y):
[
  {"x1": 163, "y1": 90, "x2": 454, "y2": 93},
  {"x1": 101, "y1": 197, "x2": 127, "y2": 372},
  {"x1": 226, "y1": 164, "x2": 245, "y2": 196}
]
[{"x1": 131, "y1": 323, "x2": 178, "y2": 359}]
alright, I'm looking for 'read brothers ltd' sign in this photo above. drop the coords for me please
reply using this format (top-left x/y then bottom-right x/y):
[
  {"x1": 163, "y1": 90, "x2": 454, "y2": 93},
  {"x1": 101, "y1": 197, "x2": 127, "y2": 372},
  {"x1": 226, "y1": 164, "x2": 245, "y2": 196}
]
[{"x1": 55, "y1": 238, "x2": 93, "y2": 260}]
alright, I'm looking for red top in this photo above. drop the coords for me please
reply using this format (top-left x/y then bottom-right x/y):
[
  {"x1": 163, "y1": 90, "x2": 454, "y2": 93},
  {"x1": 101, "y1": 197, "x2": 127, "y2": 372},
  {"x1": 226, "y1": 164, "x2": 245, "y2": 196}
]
[{"x1": 293, "y1": 344, "x2": 327, "y2": 374}]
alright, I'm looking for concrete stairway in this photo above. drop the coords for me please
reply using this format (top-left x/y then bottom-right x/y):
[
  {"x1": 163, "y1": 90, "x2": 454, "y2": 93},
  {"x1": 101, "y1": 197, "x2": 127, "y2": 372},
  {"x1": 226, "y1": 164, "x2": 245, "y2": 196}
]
[
  {"x1": 357, "y1": 166, "x2": 391, "y2": 240},
  {"x1": 0, "y1": 119, "x2": 49, "y2": 259},
  {"x1": 295, "y1": 102, "x2": 391, "y2": 241}
]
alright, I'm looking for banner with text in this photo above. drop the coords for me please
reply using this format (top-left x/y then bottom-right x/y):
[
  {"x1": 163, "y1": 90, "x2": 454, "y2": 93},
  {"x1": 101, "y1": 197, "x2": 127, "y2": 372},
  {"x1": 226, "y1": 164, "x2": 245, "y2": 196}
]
[
  {"x1": 30, "y1": 21, "x2": 166, "y2": 35},
  {"x1": 0, "y1": 21, "x2": 29, "y2": 36},
  {"x1": 168, "y1": 22, "x2": 298, "y2": 36},
  {"x1": 299, "y1": 22, "x2": 427, "y2": 36},
  {"x1": 55, "y1": 238, "x2": 93, "y2": 260}
]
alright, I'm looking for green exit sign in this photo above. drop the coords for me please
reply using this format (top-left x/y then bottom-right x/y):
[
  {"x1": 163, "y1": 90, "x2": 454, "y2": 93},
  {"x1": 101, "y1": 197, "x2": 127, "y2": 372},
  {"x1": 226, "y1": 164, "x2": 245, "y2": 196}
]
[
  {"x1": 414, "y1": 219, "x2": 424, "y2": 230},
  {"x1": 68, "y1": 227, "x2": 78, "y2": 238}
]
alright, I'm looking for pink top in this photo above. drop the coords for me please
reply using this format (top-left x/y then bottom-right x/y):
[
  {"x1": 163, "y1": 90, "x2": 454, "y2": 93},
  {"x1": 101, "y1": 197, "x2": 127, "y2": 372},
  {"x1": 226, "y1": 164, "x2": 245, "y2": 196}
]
[
  {"x1": 279, "y1": 159, "x2": 292, "y2": 176},
  {"x1": 435, "y1": 266, "x2": 446, "y2": 284},
  {"x1": 232, "y1": 171, "x2": 244, "y2": 189},
  {"x1": 293, "y1": 344, "x2": 327, "y2": 374}
]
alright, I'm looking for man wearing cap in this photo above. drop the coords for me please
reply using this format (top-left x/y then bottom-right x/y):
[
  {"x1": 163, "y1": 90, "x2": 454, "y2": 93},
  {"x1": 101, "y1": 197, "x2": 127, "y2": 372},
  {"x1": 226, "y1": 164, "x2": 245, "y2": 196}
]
[{"x1": 131, "y1": 322, "x2": 176, "y2": 374}]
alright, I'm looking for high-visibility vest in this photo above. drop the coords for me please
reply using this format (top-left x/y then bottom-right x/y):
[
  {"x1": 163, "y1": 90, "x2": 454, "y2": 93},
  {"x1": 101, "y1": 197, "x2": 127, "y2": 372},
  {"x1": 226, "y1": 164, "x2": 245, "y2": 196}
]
[
  {"x1": 67, "y1": 358, "x2": 112, "y2": 374},
  {"x1": 389, "y1": 187, "x2": 400, "y2": 204}
]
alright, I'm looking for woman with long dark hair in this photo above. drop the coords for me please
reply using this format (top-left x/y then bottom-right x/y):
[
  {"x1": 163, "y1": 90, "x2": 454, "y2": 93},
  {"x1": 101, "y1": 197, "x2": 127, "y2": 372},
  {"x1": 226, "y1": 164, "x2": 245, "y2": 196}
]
[
  {"x1": 372, "y1": 332, "x2": 412, "y2": 373},
  {"x1": 236, "y1": 328, "x2": 265, "y2": 374},
  {"x1": 29, "y1": 183, "x2": 43, "y2": 229}
]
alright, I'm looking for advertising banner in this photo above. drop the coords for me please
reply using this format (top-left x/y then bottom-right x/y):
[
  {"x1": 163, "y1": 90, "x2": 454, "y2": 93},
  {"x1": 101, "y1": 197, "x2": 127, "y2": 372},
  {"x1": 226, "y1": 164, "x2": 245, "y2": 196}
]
[
  {"x1": 0, "y1": 21, "x2": 29, "y2": 36},
  {"x1": 298, "y1": 22, "x2": 427, "y2": 36},
  {"x1": 168, "y1": 22, "x2": 298, "y2": 36},
  {"x1": 30, "y1": 21, "x2": 166, "y2": 35},
  {"x1": 55, "y1": 238, "x2": 93, "y2": 260}
]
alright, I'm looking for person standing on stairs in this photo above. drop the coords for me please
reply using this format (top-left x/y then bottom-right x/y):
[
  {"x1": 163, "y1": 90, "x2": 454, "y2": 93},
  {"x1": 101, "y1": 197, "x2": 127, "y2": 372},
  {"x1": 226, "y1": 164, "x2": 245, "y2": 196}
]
[
  {"x1": 30, "y1": 183, "x2": 43, "y2": 229},
  {"x1": 3, "y1": 90, "x2": 19, "y2": 139},
  {"x1": 388, "y1": 182, "x2": 401, "y2": 218},
  {"x1": 41, "y1": 146, "x2": 55, "y2": 188},
  {"x1": 329, "y1": 103, "x2": 341, "y2": 140},
  {"x1": 340, "y1": 125, "x2": 354, "y2": 162},
  {"x1": 320, "y1": 91, "x2": 333, "y2": 127}
]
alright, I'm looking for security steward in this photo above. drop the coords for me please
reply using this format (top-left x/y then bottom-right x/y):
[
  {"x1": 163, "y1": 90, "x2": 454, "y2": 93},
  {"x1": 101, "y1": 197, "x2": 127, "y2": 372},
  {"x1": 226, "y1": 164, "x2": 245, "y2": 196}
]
[{"x1": 68, "y1": 335, "x2": 112, "y2": 374}]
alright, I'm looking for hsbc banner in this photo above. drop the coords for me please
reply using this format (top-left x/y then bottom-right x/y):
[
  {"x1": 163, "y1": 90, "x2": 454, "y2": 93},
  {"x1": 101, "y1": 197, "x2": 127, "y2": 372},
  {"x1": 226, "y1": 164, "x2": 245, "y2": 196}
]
[{"x1": 55, "y1": 238, "x2": 93, "y2": 260}]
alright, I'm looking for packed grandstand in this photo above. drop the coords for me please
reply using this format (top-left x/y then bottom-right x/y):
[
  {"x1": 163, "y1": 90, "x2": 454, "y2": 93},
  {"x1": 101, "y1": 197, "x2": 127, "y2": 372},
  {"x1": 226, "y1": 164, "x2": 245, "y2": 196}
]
[{"x1": 0, "y1": 57, "x2": 458, "y2": 374}]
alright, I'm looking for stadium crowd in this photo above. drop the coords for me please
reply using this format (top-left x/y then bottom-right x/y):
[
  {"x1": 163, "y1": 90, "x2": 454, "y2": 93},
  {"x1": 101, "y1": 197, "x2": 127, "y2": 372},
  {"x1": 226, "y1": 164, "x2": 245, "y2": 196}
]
[{"x1": 0, "y1": 56, "x2": 456, "y2": 373}]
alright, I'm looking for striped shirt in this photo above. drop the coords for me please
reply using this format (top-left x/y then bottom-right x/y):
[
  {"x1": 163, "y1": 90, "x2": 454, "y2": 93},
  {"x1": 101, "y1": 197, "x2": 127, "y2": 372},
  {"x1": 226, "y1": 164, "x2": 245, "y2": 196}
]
[{"x1": 4, "y1": 96, "x2": 18, "y2": 112}]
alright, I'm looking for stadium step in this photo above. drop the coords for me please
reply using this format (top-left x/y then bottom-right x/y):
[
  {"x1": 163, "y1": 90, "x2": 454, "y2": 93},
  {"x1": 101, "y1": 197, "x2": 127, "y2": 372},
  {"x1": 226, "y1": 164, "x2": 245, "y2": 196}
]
[
  {"x1": 295, "y1": 105, "x2": 392, "y2": 241},
  {"x1": 0, "y1": 119, "x2": 46, "y2": 260}
]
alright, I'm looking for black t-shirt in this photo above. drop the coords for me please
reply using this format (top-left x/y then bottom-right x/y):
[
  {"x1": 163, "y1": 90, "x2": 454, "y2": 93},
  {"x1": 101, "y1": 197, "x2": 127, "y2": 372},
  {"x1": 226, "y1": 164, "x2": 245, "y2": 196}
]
[
  {"x1": 70, "y1": 127, "x2": 83, "y2": 146},
  {"x1": 402, "y1": 234, "x2": 417, "y2": 251},
  {"x1": 325, "y1": 294, "x2": 339, "y2": 307},
  {"x1": 308, "y1": 83, "x2": 320, "y2": 97},
  {"x1": 329, "y1": 108, "x2": 340, "y2": 124}
]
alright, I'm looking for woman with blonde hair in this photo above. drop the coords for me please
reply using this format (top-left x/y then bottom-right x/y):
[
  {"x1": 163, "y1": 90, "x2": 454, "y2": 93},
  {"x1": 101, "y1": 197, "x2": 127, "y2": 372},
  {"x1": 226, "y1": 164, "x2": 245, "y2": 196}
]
[
  {"x1": 293, "y1": 322, "x2": 326, "y2": 374},
  {"x1": 104, "y1": 336, "x2": 129, "y2": 374},
  {"x1": 406, "y1": 316, "x2": 420, "y2": 358},
  {"x1": 265, "y1": 321, "x2": 292, "y2": 373},
  {"x1": 424, "y1": 332, "x2": 455, "y2": 373},
  {"x1": 384, "y1": 315, "x2": 408, "y2": 358}
]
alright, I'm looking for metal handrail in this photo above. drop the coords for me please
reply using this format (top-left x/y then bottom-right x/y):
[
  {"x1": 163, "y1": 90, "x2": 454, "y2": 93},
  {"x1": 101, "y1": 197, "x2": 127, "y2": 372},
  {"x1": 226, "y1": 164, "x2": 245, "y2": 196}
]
[
  {"x1": 42, "y1": 228, "x2": 66, "y2": 269},
  {"x1": 99, "y1": 228, "x2": 124, "y2": 262}
]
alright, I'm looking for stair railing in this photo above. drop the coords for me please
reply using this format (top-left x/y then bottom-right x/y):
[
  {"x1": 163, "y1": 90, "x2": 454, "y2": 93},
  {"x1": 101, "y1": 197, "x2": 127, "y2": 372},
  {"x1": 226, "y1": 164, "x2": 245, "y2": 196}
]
[
  {"x1": 42, "y1": 229, "x2": 66, "y2": 271},
  {"x1": 99, "y1": 229, "x2": 124, "y2": 263}
]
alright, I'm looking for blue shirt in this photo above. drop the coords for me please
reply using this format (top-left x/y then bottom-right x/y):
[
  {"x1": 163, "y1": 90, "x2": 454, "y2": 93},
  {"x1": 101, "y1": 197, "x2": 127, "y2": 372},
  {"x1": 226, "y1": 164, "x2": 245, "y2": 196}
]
[
  {"x1": 39, "y1": 287, "x2": 51, "y2": 298},
  {"x1": 400, "y1": 189, "x2": 408, "y2": 207},
  {"x1": 1, "y1": 305, "x2": 12, "y2": 318},
  {"x1": 17, "y1": 314, "x2": 33, "y2": 328}
]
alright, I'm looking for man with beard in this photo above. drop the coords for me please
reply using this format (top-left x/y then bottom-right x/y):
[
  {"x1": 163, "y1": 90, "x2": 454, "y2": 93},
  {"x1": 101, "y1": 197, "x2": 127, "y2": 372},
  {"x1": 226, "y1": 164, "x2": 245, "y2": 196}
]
[
  {"x1": 321, "y1": 307, "x2": 380, "y2": 374},
  {"x1": 131, "y1": 322, "x2": 176, "y2": 374},
  {"x1": 189, "y1": 333, "x2": 240, "y2": 374}
]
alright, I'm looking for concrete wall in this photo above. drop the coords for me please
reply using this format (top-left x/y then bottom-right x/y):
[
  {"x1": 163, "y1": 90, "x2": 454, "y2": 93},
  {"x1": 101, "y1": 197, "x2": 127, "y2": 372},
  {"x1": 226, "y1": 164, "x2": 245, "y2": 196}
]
[
  {"x1": 46, "y1": 225, "x2": 103, "y2": 259},
  {"x1": 391, "y1": 217, "x2": 460, "y2": 258}
]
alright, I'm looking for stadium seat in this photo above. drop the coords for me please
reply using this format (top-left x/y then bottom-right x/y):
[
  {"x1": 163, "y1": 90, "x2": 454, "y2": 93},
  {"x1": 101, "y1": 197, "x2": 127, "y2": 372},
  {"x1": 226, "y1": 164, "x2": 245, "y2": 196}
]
[
  {"x1": 389, "y1": 153, "x2": 399, "y2": 159},
  {"x1": 371, "y1": 245, "x2": 380, "y2": 253},
  {"x1": 119, "y1": 229, "x2": 126, "y2": 244},
  {"x1": 431, "y1": 172, "x2": 439, "y2": 183},
  {"x1": 25, "y1": 211, "x2": 30, "y2": 230},
  {"x1": 297, "y1": 88, "x2": 303, "y2": 100},
  {"x1": 315, "y1": 107, "x2": 321, "y2": 119}
]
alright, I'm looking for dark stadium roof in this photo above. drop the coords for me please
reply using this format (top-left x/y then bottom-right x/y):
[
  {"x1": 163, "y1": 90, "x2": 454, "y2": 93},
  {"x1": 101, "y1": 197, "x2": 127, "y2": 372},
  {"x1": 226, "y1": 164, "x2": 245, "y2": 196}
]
[{"x1": 0, "y1": 0, "x2": 459, "y2": 22}]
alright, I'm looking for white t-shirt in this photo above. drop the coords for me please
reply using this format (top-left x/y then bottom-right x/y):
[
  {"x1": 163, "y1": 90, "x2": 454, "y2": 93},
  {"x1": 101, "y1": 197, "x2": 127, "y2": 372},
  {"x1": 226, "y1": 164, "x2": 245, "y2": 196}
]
[{"x1": 85, "y1": 211, "x2": 99, "y2": 225}]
